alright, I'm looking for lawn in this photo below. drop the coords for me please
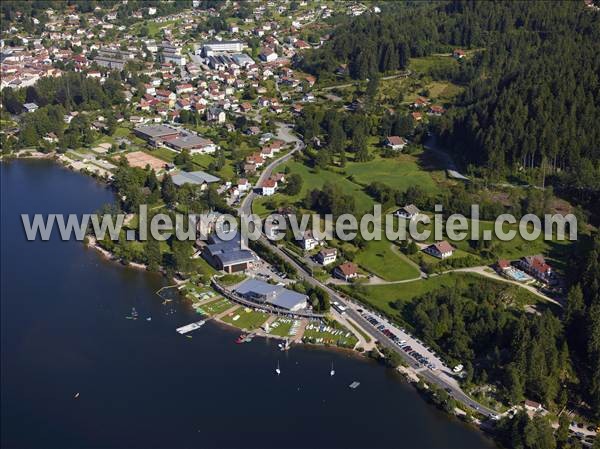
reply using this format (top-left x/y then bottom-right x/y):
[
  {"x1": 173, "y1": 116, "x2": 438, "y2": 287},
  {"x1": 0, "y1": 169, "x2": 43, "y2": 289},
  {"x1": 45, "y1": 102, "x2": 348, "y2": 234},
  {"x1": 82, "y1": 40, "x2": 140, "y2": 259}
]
[
  {"x1": 340, "y1": 271, "x2": 542, "y2": 321},
  {"x1": 143, "y1": 147, "x2": 176, "y2": 162},
  {"x1": 221, "y1": 308, "x2": 269, "y2": 330},
  {"x1": 409, "y1": 55, "x2": 459, "y2": 74},
  {"x1": 344, "y1": 153, "x2": 441, "y2": 195},
  {"x1": 198, "y1": 298, "x2": 235, "y2": 316},
  {"x1": 252, "y1": 160, "x2": 374, "y2": 216},
  {"x1": 354, "y1": 238, "x2": 420, "y2": 281}
]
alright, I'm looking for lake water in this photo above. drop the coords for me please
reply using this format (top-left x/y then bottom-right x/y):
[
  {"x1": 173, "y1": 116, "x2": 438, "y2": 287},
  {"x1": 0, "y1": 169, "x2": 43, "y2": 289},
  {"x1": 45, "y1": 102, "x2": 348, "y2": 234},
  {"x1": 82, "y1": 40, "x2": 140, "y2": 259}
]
[{"x1": 1, "y1": 160, "x2": 495, "y2": 449}]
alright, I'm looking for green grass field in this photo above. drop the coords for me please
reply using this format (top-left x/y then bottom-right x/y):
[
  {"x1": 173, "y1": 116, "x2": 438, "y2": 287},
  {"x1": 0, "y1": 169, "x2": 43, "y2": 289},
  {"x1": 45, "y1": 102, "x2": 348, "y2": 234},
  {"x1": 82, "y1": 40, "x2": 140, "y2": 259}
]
[
  {"x1": 409, "y1": 55, "x2": 459, "y2": 74},
  {"x1": 340, "y1": 271, "x2": 541, "y2": 321},
  {"x1": 344, "y1": 153, "x2": 441, "y2": 195},
  {"x1": 221, "y1": 308, "x2": 269, "y2": 330},
  {"x1": 354, "y1": 238, "x2": 420, "y2": 281},
  {"x1": 253, "y1": 160, "x2": 375, "y2": 216},
  {"x1": 199, "y1": 298, "x2": 235, "y2": 316}
]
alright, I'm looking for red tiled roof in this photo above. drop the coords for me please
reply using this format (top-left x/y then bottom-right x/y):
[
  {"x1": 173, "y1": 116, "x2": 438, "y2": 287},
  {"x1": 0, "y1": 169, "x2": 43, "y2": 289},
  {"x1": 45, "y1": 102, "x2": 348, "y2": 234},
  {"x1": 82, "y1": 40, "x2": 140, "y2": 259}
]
[{"x1": 337, "y1": 262, "x2": 358, "y2": 276}]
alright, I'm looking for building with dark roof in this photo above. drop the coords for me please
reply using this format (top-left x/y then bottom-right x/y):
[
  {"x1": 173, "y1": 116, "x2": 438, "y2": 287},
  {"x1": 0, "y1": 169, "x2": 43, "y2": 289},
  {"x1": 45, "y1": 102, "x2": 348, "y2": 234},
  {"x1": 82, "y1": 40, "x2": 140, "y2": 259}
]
[{"x1": 202, "y1": 231, "x2": 255, "y2": 273}]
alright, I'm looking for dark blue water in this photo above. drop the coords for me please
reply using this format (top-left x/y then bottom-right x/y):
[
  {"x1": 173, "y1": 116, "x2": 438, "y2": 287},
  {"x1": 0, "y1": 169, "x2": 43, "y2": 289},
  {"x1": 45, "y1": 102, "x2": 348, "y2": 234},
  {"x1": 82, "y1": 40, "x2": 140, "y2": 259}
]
[{"x1": 1, "y1": 160, "x2": 495, "y2": 449}]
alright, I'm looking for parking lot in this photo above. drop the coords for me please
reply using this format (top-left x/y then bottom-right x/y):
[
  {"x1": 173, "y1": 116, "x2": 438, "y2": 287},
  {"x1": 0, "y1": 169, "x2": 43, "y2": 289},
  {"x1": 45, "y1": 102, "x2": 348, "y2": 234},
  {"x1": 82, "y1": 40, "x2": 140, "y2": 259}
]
[
  {"x1": 347, "y1": 304, "x2": 462, "y2": 385},
  {"x1": 246, "y1": 259, "x2": 291, "y2": 285}
]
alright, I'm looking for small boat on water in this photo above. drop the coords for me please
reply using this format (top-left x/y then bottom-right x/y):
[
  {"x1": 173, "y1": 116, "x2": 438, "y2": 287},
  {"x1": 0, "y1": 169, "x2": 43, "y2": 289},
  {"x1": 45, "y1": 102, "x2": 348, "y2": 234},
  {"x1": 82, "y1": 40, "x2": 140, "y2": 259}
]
[
  {"x1": 131, "y1": 307, "x2": 138, "y2": 319},
  {"x1": 235, "y1": 334, "x2": 247, "y2": 344},
  {"x1": 275, "y1": 361, "x2": 281, "y2": 375},
  {"x1": 330, "y1": 362, "x2": 335, "y2": 377},
  {"x1": 278, "y1": 338, "x2": 291, "y2": 351},
  {"x1": 74, "y1": 392, "x2": 80, "y2": 399},
  {"x1": 349, "y1": 381, "x2": 360, "y2": 389}
]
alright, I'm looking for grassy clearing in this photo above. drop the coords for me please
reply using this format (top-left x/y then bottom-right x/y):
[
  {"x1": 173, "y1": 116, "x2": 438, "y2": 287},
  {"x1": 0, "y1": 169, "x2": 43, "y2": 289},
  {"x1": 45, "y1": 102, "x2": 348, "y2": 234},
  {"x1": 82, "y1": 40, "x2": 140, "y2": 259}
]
[
  {"x1": 142, "y1": 147, "x2": 176, "y2": 162},
  {"x1": 218, "y1": 273, "x2": 247, "y2": 287},
  {"x1": 409, "y1": 55, "x2": 459, "y2": 74},
  {"x1": 340, "y1": 271, "x2": 542, "y2": 321},
  {"x1": 253, "y1": 160, "x2": 374, "y2": 215},
  {"x1": 221, "y1": 308, "x2": 269, "y2": 330},
  {"x1": 343, "y1": 152, "x2": 441, "y2": 195},
  {"x1": 354, "y1": 238, "x2": 420, "y2": 281},
  {"x1": 198, "y1": 298, "x2": 234, "y2": 316}
]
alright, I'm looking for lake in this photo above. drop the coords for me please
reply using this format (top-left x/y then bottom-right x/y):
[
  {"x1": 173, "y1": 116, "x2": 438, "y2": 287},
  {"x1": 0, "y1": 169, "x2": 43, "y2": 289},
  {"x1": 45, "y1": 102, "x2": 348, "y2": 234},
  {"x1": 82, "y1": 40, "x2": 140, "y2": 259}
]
[{"x1": 1, "y1": 160, "x2": 495, "y2": 449}]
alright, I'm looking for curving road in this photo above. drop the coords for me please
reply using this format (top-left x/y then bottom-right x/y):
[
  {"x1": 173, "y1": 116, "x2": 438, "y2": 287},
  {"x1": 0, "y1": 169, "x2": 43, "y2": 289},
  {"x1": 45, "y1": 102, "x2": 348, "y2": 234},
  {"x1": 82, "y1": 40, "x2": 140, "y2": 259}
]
[
  {"x1": 238, "y1": 122, "x2": 304, "y2": 217},
  {"x1": 236, "y1": 123, "x2": 498, "y2": 419}
]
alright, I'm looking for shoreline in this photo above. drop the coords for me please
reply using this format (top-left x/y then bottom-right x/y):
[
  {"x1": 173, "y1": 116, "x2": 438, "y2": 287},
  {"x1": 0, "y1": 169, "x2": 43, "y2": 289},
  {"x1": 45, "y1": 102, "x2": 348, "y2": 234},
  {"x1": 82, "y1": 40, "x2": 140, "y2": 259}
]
[{"x1": 6, "y1": 157, "x2": 499, "y2": 445}]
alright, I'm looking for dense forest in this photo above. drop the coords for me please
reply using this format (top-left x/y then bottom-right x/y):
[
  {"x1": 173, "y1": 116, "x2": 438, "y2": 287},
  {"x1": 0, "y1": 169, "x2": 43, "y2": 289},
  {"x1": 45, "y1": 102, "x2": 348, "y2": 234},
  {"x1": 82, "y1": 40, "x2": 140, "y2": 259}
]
[
  {"x1": 297, "y1": 1, "x2": 600, "y2": 221},
  {"x1": 395, "y1": 279, "x2": 571, "y2": 409},
  {"x1": 296, "y1": 1, "x2": 600, "y2": 421}
]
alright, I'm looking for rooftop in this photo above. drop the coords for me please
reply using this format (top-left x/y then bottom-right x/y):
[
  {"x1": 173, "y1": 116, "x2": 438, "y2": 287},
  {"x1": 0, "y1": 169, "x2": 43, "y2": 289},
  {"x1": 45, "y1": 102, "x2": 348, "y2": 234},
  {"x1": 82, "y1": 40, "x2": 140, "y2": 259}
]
[{"x1": 171, "y1": 170, "x2": 220, "y2": 187}]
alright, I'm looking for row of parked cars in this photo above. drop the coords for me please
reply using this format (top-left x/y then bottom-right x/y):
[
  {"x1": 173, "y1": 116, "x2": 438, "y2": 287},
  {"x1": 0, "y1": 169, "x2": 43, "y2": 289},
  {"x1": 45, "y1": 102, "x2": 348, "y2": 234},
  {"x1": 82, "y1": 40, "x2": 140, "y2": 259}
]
[{"x1": 362, "y1": 312, "x2": 437, "y2": 370}]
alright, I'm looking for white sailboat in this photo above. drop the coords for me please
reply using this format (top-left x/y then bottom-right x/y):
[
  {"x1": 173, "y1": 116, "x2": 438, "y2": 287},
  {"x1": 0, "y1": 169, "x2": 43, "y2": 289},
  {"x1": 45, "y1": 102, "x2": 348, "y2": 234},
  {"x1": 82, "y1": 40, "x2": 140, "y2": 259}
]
[
  {"x1": 275, "y1": 361, "x2": 281, "y2": 375},
  {"x1": 330, "y1": 362, "x2": 335, "y2": 377}
]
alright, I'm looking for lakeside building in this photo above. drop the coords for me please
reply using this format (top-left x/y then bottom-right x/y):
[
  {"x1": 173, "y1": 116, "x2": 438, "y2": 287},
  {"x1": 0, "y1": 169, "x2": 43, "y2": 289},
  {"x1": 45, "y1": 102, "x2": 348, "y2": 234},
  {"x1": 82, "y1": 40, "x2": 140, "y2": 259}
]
[
  {"x1": 234, "y1": 278, "x2": 308, "y2": 312},
  {"x1": 202, "y1": 232, "x2": 255, "y2": 273}
]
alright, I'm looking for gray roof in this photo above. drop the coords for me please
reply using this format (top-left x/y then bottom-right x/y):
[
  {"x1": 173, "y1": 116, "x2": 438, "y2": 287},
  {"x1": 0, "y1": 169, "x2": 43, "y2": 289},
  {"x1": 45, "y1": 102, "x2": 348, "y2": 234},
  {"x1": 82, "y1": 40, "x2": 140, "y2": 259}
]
[
  {"x1": 172, "y1": 170, "x2": 220, "y2": 187},
  {"x1": 169, "y1": 133, "x2": 214, "y2": 150},
  {"x1": 216, "y1": 249, "x2": 254, "y2": 266},
  {"x1": 235, "y1": 278, "x2": 279, "y2": 296},
  {"x1": 266, "y1": 289, "x2": 307, "y2": 310},
  {"x1": 399, "y1": 204, "x2": 420, "y2": 216},
  {"x1": 206, "y1": 231, "x2": 254, "y2": 267},
  {"x1": 134, "y1": 124, "x2": 179, "y2": 138},
  {"x1": 235, "y1": 279, "x2": 307, "y2": 311}
]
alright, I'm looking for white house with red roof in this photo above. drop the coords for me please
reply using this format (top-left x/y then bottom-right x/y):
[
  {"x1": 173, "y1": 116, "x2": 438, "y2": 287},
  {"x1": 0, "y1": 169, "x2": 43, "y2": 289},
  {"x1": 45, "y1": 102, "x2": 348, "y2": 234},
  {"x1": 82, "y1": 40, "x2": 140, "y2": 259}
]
[
  {"x1": 334, "y1": 262, "x2": 359, "y2": 281},
  {"x1": 261, "y1": 178, "x2": 277, "y2": 196}
]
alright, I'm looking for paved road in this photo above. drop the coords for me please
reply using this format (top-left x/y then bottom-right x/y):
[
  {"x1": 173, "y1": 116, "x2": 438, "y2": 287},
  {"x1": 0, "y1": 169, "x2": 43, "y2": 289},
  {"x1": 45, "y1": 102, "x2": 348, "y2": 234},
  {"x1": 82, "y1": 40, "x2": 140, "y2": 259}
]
[
  {"x1": 235, "y1": 122, "x2": 498, "y2": 419},
  {"x1": 260, "y1": 236, "x2": 498, "y2": 418},
  {"x1": 238, "y1": 122, "x2": 304, "y2": 217}
]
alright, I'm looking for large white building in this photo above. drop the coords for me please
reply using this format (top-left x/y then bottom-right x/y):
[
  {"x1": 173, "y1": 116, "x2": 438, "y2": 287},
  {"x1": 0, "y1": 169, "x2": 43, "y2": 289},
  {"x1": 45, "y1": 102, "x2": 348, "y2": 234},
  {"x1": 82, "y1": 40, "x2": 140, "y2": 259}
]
[{"x1": 201, "y1": 40, "x2": 246, "y2": 57}]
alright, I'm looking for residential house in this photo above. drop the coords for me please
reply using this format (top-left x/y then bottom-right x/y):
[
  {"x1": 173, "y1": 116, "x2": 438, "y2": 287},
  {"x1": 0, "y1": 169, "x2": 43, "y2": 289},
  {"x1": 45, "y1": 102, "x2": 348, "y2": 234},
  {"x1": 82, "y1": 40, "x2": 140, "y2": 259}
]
[
  {"x1": 395, "y1": 204, "x2": 421, "y2": 221},
  {"x1": 386, "y1": 136, "x2": 407, "y2": 151},
  {"x1": 453, "y1": 49, "x2": 466, "y2": 59},
  {"x1": 261, "y1": 178, "x2": 277, "y2": 196},
  {"x1": 424, "y1": 241, "x2": 454, "y2": 259},
  {"x1": 298, "y1": 230, "x2": 318, "y2": 251},
  {"x1": 206, "y1": 106, "x2": 226, "y2": 123},
  {"x1": 333, "y1": 262, "x2": 358, "y2": 281},
  {"x1": 317, "y1": 248, "x2": 337, "y2": 266},
  {"x1": 518, "y1": 255, "x2": 553, "y2": 283}
]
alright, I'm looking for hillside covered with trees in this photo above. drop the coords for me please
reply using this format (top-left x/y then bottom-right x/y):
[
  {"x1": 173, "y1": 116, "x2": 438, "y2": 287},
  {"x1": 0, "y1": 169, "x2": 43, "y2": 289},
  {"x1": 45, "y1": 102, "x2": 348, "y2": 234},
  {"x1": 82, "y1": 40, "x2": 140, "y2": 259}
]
[{"x1": 296, "y1": 1, "x2": 600, "y2": 222}]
